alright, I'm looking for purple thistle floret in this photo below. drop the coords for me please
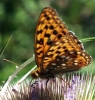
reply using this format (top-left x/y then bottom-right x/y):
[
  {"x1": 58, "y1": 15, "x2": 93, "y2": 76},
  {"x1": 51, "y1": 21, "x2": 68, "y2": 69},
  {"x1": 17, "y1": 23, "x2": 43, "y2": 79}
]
[
  {"x1": 30, "y1": 74, "x2": 94, "y2": 100},
  {"x1": 63, "y1": 76, "x2": 81, "y2": 100},
  {"x1": 0, "y1": 73, "x2": 95, "y2": 100},
  {"x1": 31, "y1": 77, "x2": 79, "y2": 100}
]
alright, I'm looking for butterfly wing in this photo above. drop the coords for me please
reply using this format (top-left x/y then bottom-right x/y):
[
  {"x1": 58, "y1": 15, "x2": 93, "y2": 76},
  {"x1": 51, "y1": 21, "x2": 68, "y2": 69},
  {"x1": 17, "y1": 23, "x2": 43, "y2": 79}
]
[
  {"x1": 34, "y1": 7, "x2": 91, "y2": 78},
  {"x1": 35, "y1": 7, "x2": 68, "y2": 70},
  {"x1": 42, "y1": 31, "x2": 91, "y2": 74}
]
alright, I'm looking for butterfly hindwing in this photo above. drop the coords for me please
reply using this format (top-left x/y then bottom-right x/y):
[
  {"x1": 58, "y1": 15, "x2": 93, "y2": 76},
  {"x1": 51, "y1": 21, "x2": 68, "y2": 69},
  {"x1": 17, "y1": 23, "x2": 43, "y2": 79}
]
[{"x1": 43, "y1": 32, "x2": 91, "y2": 74}]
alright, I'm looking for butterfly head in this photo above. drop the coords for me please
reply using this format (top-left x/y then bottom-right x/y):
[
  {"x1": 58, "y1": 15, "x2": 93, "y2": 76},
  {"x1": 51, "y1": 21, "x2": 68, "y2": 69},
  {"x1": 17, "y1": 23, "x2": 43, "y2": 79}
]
[{"x1": 31, "y1": 68, "x2": 55, "y2": 79}]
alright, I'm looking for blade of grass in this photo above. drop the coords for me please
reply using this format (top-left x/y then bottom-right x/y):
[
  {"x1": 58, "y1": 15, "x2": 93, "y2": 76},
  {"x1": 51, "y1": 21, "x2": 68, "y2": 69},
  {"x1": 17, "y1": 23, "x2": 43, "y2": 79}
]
[
  {"x1": 0, "y1": 35, "x2": 12, "y2": 57},
  {"x1": 81, "y1": 37, "x2": 95, "y2": 42}
]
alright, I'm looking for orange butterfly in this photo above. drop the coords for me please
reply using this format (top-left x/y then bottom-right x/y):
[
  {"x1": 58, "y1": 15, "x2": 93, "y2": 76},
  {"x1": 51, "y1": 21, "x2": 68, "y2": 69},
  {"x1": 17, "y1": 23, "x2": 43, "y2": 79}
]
[{"x1": 31, "y1": 7, "x2": 92, "y2": 79}]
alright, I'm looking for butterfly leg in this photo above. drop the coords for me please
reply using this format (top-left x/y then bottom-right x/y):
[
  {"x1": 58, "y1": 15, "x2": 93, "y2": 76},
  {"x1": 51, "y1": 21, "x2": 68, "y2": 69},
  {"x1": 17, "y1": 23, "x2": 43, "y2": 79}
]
[
  {"x1": 46, "y1": 78, "x2": 49, "y2": 86},
  {"x1": 56, "y1": 75, "x2": 70, "y2": 87}
]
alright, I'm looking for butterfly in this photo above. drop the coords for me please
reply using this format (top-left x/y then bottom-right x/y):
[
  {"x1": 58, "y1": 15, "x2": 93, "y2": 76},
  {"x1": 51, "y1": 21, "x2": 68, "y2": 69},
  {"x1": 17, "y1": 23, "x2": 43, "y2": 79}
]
[{"x1": 31, "y1": 7, "x2": 92, "y2": 79}]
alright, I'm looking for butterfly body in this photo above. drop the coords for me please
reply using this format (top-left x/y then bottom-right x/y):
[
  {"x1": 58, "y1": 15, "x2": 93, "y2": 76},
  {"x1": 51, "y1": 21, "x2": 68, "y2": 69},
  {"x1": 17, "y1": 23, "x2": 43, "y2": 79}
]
[{"x1": 31, "y1": 7, "x2": 92, "y2": 79}]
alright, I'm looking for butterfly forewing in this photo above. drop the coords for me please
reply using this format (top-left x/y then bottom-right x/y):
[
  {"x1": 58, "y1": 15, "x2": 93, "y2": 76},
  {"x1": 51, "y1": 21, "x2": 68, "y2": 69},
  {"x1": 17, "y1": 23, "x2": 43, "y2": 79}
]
[
  {"x1": 32, "y1": 7, "x2": 92, "y2": 78},
  {"x1": 35, "y1": 7, "x2": 68, "y2": 68}
]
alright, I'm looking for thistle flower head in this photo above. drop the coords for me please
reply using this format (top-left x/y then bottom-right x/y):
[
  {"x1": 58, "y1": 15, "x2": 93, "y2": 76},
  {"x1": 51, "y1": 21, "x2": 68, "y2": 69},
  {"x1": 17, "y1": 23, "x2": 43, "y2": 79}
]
[{"x1": 0, "y1": 73, "x2": 95, "y2": 100}]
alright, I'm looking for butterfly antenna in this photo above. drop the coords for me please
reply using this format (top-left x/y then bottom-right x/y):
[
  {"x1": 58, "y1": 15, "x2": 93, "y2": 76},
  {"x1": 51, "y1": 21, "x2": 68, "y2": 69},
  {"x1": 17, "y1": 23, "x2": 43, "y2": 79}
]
[{"x1": 3, "y1": 59, "x2": 18, "y2": 67}]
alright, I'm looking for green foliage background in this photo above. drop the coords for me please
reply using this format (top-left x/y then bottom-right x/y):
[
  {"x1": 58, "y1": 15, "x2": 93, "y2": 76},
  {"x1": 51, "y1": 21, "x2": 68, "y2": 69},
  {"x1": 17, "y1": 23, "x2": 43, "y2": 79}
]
[{"x1": 0, "y1": 0, "x2": 95, "y2": 84}]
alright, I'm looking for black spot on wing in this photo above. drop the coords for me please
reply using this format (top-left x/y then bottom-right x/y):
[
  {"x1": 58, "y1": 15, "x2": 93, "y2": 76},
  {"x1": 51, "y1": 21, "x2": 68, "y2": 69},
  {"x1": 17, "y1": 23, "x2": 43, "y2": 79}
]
[
  {"x1": 37, "y1": 38, "x2": 43, "y2": 45},
  {"x1": 48, "y1": 49, "x2": 54, "y2": 52},
  {"x1": 63, "y1": 46, "x2": 66, "y2": 49},
  {"x1": 47, "y1": 38, "x2": 53, "y2": 45},
  {"x1": 45, "y1": 25, "x2": 48, "y2": 29},
  {"x1": 36, "y1": 46, "x2": 41, "y2": 50},
  {"x1": 58, "y1": 47, "x2": 61, "y2": 49},
  {"x1": 56, "y1": 51, "x2": 61, "y2": 54},
  {"x1": 49, "y1": 25, "x2": 54, "y2": 30},
  {"x1": 44, "y1": 14, "x2": 50, "y2": 20},
  {"x1": 37, "y1": 51, "x2": 43, "y2": 55},
  {"x1": 37, "y1": 30, "x2": 43, "y2": 34},
  {"x1": 53, "y1": 30, "x2": 58, "y2": 35},
  {"x1": 58, "y1": 34, "x2": 62, "y2": 39},
  {"x1": 46, "y1": 54, "x2": 53, "y2": 57},
  {"x1": 44, "y1": 33, "x2": 50, "y2": 38},
  {"x1": 62, "y1": 30, "x2": 66, "y2": 35},
  {"x1": 64, "y1": 49, "x2": 68, "y2": 53}
]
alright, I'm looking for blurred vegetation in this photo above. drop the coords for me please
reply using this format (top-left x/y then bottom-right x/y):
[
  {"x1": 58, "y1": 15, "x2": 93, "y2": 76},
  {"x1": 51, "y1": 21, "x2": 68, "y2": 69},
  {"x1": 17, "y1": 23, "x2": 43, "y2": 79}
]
[{"x1": 0, "y1": 0, "x2": 95, "y2": 84}]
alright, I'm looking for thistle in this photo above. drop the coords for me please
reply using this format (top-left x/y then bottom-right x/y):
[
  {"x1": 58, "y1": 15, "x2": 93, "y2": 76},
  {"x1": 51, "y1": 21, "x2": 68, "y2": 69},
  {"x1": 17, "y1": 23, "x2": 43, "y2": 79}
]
[{"x1": 0, "y1": 72, "x2": 95, "y2": 100}]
